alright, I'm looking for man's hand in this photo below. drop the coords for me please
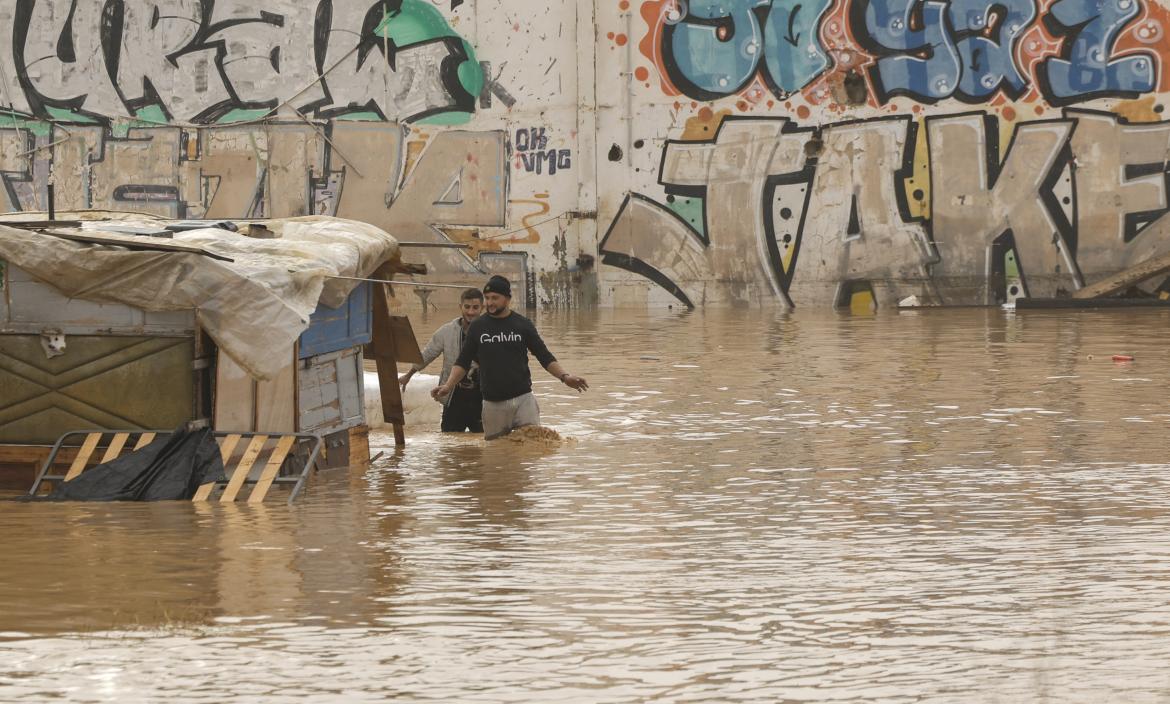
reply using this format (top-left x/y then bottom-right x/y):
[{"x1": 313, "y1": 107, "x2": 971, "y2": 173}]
[
  {"x1": 562, "y1": 375, "x2": 589, "y2": 393},
  {"x1": 398, "y1": 371, "x2": 414, "y2": 390},
  {"x1": 431, "y1": 384, "x2": 452, "y2": 401}
]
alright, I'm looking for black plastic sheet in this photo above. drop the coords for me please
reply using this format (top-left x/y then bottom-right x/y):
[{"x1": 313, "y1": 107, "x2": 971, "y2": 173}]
[{"x1": 42, "y1": 426, "x2": 226, "y2": 502}]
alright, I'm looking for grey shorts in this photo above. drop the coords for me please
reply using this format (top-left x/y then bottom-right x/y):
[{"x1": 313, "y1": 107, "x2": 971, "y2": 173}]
[{"x1": 482, "y1": 393, "x2": 541, "y2": 440}]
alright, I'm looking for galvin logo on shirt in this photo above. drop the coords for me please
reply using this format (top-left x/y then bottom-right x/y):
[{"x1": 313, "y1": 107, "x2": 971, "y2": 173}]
[{"x1": 481, "y1": 331, "x2": 523, "y2": 344}]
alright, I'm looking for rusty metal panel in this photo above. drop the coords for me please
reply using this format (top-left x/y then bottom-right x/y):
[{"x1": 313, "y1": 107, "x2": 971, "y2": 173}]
[
  {"x1": 1, "y1": 262, "x2": 196, "y2": 335},
  {"x1": 297, "y1": 347, "x2": 365, "y2": 434},
  {"x1": 0, "y1": 333, "x2": 196, "y2": 444}
]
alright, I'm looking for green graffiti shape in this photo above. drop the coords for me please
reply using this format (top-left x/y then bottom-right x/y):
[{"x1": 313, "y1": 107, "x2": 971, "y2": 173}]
[
  {"x1": 378, "y1": 0, "x2": 484, "y2": 123},
  {"x1": 665, "y1": 196, "x2": 707, "y2": 240}
]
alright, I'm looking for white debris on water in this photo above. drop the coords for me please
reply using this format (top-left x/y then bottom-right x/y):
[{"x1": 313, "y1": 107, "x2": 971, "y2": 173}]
[{"x1": 364, "y1": 371, "x2": 441, "y2": 428}]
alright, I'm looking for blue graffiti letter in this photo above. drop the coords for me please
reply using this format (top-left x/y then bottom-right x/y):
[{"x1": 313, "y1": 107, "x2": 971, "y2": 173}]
[
  {"x1": 1041, "y1": 0, "x2": 1157, "y2": 103},
  {"x1": 663, "y1": 0, "x2": 769, "y2": 100},
  {"x1": 949, "y1": 0, "x2": 1036, "y2": 99},
  {"x1": 853, "y1": 0, "x2": 962, "y2": 102},
  {"x1": 761, "y1": 0, "x2": 833, "y2": 93}
]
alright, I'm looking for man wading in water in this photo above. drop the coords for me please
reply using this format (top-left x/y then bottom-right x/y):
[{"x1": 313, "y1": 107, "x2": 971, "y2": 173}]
[
  {"x1": 432, "y1": 275, "x2": 588, "y2": 439},
  {"x1": 400, "y1": 288, "x2": 485, "y2": 433}
]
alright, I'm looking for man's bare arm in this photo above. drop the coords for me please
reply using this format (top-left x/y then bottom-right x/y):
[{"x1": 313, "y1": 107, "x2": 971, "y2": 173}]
[
  {"x1": 431, "y1": 365, "x2": 469, "y2": 399},
  {"x1": 547, "y1": 361, "x2": 588, "y2": 392}
]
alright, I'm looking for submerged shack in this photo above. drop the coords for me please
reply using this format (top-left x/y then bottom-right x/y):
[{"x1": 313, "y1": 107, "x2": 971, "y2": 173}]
[{"x1": 0, "y1": 214, "x2": 419, "y2": 493}]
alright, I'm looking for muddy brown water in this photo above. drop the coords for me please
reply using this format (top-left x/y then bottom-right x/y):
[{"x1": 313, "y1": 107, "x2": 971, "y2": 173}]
[{"x1": 4, "y1": 308, "x2": 1170, "y2": 702}]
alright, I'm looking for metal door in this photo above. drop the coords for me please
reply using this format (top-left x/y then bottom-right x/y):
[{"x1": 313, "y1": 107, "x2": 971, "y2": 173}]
[{"x1": 0, "y1": 334, "x2": 196, "y2": 444}]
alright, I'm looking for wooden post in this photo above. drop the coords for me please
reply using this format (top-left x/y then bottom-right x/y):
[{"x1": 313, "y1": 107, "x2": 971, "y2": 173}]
[
  {"x1": 371, "y1": 270, "x2": 407, "y2": 446},
  {"x1": 368, "y1": 262, "x2": 425, "y2": 448}
]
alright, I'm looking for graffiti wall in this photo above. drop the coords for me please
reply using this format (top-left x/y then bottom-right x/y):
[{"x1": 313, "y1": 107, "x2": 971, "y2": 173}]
[
  {"x1": 599, "y1": 0, "x2": 1170, "y2": 308},
  {"x1": 4, "y1": 0, "x2": 1170, "y2": 309},
  {"x1": 0, "y1": 0, "x2": 595, "y2": 295}
]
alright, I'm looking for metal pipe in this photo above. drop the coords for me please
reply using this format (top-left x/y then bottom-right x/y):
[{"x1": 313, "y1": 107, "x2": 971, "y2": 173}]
[
  {"x1": 323, "y1": 274, "x2": 481, "y2": 289},
  {"x1": 397, "y1": 242, "x2": 470, "y2": 249}
]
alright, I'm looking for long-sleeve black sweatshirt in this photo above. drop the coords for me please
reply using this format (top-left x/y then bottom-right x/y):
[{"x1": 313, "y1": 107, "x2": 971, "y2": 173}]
[{"x1": 455, "y1": 311, "x2": 557, "y2": 402}]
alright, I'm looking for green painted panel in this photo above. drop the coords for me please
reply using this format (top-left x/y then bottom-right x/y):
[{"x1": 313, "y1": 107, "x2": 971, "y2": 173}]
[{"x1": 0, "y1": 334, "x2": 195, "y2": 444}]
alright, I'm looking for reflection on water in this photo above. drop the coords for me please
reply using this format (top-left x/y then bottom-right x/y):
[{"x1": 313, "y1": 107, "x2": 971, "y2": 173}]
[{"x1": 4, "y1": 309, "x2": 1170, "y2": 701}]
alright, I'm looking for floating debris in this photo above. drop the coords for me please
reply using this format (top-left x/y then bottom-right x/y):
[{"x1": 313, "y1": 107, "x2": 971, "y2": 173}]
[{"x1": 502, "y1": 425, "x2": 570, "y2": 445}]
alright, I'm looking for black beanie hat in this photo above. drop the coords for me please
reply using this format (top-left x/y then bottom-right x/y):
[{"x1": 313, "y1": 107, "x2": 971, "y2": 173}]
[{"x1": 484, "y1": 275, "x2": 512, "y2": 298}]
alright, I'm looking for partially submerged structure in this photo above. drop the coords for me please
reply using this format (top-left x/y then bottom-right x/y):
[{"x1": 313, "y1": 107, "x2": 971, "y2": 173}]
[{"x1": 0, "y1": 213, "x2": 420, "y2": 496}]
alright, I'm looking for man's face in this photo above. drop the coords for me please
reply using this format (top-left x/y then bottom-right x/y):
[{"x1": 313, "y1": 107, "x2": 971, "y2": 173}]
[
  {"x1": 484, "y1": 292, "x2": 510, "y2": 316},
  {"x1": 461, "y1": 297, "x2": 483, "y2": 323}
]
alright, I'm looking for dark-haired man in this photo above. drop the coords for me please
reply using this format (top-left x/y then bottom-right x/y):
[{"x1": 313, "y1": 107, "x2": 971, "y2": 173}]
[
  {"x1": 432, "y1": 275, "x2": 587, "y2": 439},
  {"x1": 400, "y1": 288, "x2": 484, "y2": 432}
]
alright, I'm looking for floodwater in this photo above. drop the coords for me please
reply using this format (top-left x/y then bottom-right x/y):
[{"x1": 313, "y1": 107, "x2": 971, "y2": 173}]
[{"x1": 4, "y1": 307, "x2": 1170, "y2": 702}]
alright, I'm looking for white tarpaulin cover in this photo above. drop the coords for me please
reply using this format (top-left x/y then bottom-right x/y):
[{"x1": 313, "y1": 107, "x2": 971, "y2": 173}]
[{"x1": 0, "y1": 215, "x2": 400, "y2": 380}]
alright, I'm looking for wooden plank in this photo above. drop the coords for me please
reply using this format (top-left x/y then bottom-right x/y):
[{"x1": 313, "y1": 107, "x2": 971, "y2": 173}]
[
  {"x1": 1016, "y1": 298, "x2": 1170, "y2": 310},
  {"x1": 1073, "y1": 250, "x2": 1170, "y2": 299},
  {"x1": 100, "y1": 433, "x2": 130, "y2": 464},
  {"x1": 219, "y1": 434, "x2": 243, "y2": 464},
  {"x1": 42, "y1": 229, "x2": 235, "y2": 261},
  {"x1": 369, "y1": 269, "x2": 423, "y2": 365},
  {"x1": 371, "y1": 279, "x2": 407, "y2": 446},
  {"x1": 215, "y1": 350, "x2": 256, "y2": 432},
  {"x1": 0, "y1": 445, "x2": 54, "y2": 465},
  {"x1": 193, "y1": 434, "x2": 241, "y2": 501},
  {"x1": 387, "y1": 316, "x2": 423, "y2": 365},
  {"x1": 0, "y1": 445, "x2": 51, "y2": 491},
  {"x1": 219, "y1": 435, "x2": 267, "y2": 503},
  {"x1": 133, "y1": 433, "x2": 156, "y2": 450},
  {"x1": 337, "y1": 349, "x2": 363, "y2": 423},
  {"x1": 349, "y1": 425, "x2": 370, "y2": 469},
  {"x1": 3, "y1": 219, "x2": 83, "y2": 229},
  {"x1": 393, "y1": 262, "x2": 428, "y2": 275},
  {"x1": 397, "y1": 242, "x2": 470, "y2": 249},
  {"x1": 63, "y1": 434, "x2": 101, "y2": 481},
  {"x1": 377, "y1": 360, "x2": 407, "y2": 446},
  {"x1": 255, "y1": 350, "x2": 296, "y2": 432},
  {"x1": 247, "y1": 435, "x2": 295, "y2": 504}
]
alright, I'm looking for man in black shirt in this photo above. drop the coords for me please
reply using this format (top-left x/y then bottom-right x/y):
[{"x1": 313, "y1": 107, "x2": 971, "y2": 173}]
[{"x1": 432, "y1": 275, "x2": 588, "y2": 439}]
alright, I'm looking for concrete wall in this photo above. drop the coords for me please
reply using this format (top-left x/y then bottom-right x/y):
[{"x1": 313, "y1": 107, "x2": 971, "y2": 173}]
[{"x1": 2, "y1": 0, "x2": 1170, "y2": 309}]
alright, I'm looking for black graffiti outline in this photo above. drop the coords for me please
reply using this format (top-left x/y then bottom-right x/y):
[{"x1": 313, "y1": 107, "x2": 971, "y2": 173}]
[
  {"x1": 308, "y1": 0, "x2": 477, "y2": 121},
  {"x1": 780, "y1": 114, "x2": 931, "y2": 302},
  {"x1": 0, "y1": 129, "x2": 37, "y2": 210},
  {"x1": 603, "y1": 110, "x2": 1170, "y2": 305},
  {"x1": 309, "y1": 34, "x2": 476, "y2": 121},
  {"x1": 8, "y1": 0, "x2": 475, "y2": 126},
  {"x1": 1064, "y1": 108, "x2": 1170, "y2": 249},
  {"x1": 661, "y1": 7, "x2": 758, "y2": 102},
  {"x1": 688, "y1": 114, "x2": 807, "y2": 305},
  {"x1": 1036, "y1": 2, "x2": 1159, "y2": 108},
  {"x1": 659, "y1": 3, "x2": 836, "y2": 102},
  {"x1": 850, "y1": 1, "x2": 1033, "y2": 106},
  {"x1": 761, "y1": 120, "x2": 818, "y2": 299},
  {"x1": 655, "y1": 135, "x2": 712, "y2": 248},
  {"x1": 921, "y1": 109, "x2": 1080, "y2": 301},
  {"x1": 756, "y1": 2, "x2": 835, "y2": 100},
  {"x1": 848, "y1": 0, "x2": 959, "y2": 105},
  {"x1": 947, "y1": 1, "x2": 1037, "y2": 103},
  {"x1": 598, "y1": 193, "x2": 698, "y2": 309},
  {"x1": 12, "y1": 0, "x2": 110, "y2": 123},
  {"x1": 614, "y1": 115, "x2": 928, "y2": 307},
  {"x1": 100, "y1": 0, "x2": 247, "y2": 124}
]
